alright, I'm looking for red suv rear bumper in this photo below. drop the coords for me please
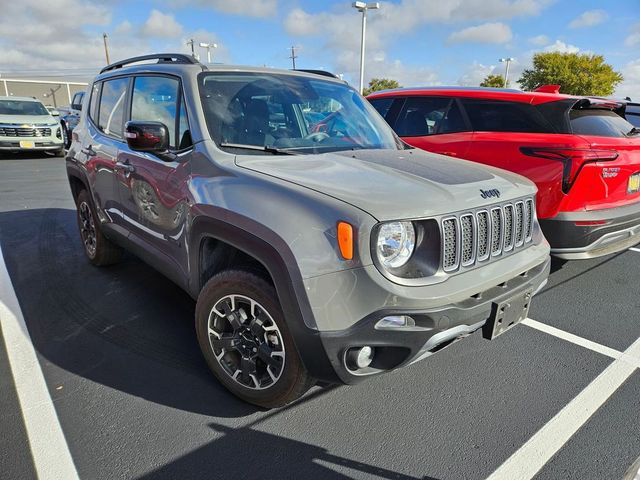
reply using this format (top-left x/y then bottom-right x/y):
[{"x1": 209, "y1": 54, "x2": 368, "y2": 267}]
[{"x1": 540, "y1": 201, "x2": 640, "y2": 259}]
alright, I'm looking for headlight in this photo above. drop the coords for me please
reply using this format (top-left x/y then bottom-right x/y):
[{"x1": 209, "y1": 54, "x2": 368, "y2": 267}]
[{"x1": 376, "y1": 221, "x2": 415, "y2": 269}]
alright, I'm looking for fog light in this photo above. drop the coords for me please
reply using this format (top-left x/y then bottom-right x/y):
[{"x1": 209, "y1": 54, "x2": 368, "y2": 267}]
[
  {"x1": 375, "y1": 315, "x2": 415, "y2": 330},
  {"x1": 346, "y1": 346, "x2": 374, "y2": 370}
]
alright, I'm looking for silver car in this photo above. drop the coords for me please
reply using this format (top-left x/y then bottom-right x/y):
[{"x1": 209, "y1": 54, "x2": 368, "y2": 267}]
[{"x1": 0, "y1": 96, "x2": 65, "y2": 155}]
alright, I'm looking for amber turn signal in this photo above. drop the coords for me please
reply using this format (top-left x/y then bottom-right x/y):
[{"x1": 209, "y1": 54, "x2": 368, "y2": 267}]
[{"x1": 337, "y1": 221, "x2": 354, "y2": 260}]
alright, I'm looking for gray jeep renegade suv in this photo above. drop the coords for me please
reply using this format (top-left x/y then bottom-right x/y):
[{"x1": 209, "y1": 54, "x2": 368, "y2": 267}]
[{"x1": 66, "y1": 54, "x2": 550, "y2": 407}]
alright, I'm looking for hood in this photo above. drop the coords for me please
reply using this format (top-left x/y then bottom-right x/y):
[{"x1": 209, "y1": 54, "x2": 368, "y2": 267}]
[
  {"x1": 0, "y1": 114, "x2": 58, "y2": 126},
  {"x1": 236, "y1": 148, "x2": 536, "y2": 221}
]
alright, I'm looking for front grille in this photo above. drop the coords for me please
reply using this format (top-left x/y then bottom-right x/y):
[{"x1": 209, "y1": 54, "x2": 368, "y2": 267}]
[
  {"x1": 442, "y1": 218, "x2": 458, "y2": 270},
  {"x1": 441, "y1": 198, "x2": 535, "y2": 273},
  {"x1": 0, "y1": 127, "x2": 52, "y2": 137}
]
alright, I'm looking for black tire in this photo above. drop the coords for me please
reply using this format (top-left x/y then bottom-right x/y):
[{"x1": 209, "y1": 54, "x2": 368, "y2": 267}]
[
  {"x1": 76, "y1": 190, "x2": 122, "y2": 266},
  {"x1": 195, "y1": 269, "x2": 314, "y2": 408}
]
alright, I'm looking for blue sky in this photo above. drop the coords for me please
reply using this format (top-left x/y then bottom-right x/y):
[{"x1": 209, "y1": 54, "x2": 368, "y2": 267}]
[{"x1": 1, "y1": 0, "x2": 638, "y2": 96}]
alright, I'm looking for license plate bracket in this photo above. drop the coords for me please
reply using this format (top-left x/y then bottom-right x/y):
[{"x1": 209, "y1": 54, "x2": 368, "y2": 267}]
[
  {"x1": 483, "y1": 289, "x2": 533, "y2": 340},
  {"x1": 19, "y1": 140, "x2": 35, "y2": 149}
]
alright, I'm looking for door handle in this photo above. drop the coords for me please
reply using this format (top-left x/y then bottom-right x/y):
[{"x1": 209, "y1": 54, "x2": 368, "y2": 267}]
[
  {"x1": 81, "y1": 145, "x2": 96, "y2": 157},
  {"x1": 115, "y1": 161, "x2": 135, "y2": 173}
]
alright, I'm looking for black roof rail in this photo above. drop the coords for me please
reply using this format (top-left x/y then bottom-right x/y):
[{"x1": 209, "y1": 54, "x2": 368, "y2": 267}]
[
  {"x1": 100, "y1": 53, "x2": 200, "y2": 74},
  {"x1": 293, "y1": 69, "x2": 342, "y2": 80}
]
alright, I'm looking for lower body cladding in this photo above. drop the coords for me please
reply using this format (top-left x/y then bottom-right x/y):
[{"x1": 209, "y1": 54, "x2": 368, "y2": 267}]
[
  {"x1": 542, "y1": 201, "x2": 640, "y2": 260},
  {"x1": 300, "y1": 248, "x2": 550, "y2": 385}
]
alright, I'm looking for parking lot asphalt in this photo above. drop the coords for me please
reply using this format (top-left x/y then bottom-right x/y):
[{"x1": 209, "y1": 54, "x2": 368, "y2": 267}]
[{"x1": 0, "y1": 153, "x2": 639, "y2": 480}]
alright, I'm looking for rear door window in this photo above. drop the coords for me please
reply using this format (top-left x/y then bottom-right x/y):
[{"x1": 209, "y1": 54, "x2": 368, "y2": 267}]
[
  {"x1": 461, "y1": 99, "x2": 554, "y2": 133},
  {"x1": 395, "y1": 97, "x2": 465, "y2": 136},
  {"x1": 570, "y1": 109, "x2": 634, "y2": 137},
  {"x1": 98, "y1": 77, "x2": 129, "y2": 139}
]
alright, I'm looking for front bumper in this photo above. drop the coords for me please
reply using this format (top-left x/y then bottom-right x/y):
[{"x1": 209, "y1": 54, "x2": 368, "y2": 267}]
[
  {"x1": 0, "y1": 138, "x2": 63, "y2": 151},
  {"x1": 541, "y1": 202, "x2": 640, "y2": 259},
  {"x1": 315, "y1": 256, "x2": 550, "y2": 384}
]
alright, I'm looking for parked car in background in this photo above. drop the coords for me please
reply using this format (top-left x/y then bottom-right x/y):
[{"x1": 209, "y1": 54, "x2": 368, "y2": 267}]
[
  {"x1": 58, "y1": 90, "x2": 85, "y2": 149},
  {"x1": 66, "y1": 53, "x2": 550, "y2": 407},
  {"x1": 623, "y1": 100, "x2": 640, "y2": 127},
  {"x1": 368, "y1": 86, "x2": 640, "y2": 259},
  {"x1": 0, "y1": 96, "x2": 65, "y2": 156}
]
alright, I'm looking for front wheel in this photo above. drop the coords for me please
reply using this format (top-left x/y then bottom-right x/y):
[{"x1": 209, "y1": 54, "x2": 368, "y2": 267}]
[{"x1": 195, "y1": 270, "x2": 314, "y2": 408}]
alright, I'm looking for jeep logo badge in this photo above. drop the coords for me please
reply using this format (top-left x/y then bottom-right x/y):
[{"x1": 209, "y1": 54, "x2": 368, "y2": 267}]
[{"x1": 480, "y1": 189, "x2": 501, "y2": 199}]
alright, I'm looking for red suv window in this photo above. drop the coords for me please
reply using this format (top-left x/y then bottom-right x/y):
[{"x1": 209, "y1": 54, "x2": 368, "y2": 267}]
[{"x1": 461, "y1": 99, "x2": 555, "y2": 133}]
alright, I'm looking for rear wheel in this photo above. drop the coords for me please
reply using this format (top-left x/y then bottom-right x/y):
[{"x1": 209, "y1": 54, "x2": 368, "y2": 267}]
[
  {"x1": 195, "y1": 269, "x2": 314, "y2": 408},
  {"x1": 76, "y1": 190, "x2": 122, "y2": 266}
]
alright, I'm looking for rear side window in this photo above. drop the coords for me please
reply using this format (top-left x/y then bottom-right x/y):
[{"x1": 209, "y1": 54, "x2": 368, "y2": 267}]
[
  {"x1": 395, "y1": 97, "x2": 466, "y2": 136},
  {"x1": 131, "y1": 76, "x2": 191, "y2": 150},
  {"x1": 368, "y1": 97, "x2": 394, "y2": 119},
  {"x1": 88, "y1": 82, "x2": 100, "y2": 124},
  {"x1": 462, "y1": 99, "x2": 554, "y2": 133},
  {"x1": 570, "y1": 109, "x2": 634, "y2": 137},
  {"x1": 98, "y1": 77, "x2": 129, "y2": 139},
  {"x1": 627, "y1": 114, "x2": 640, "y2": 128}
]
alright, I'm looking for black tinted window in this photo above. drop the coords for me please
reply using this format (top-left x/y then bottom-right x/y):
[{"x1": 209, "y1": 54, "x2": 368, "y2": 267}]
[
  {"x1": 131, "y1": 76, "x2": 187, "y2": 149},
  {"x1": 570, "y1": 109, "x2": 633, "y2": 137},
  {"x1": 395, "y1": 97, "x2": 465, "y2": 136},
  {"x1": 368, "y1": 97, "x2": 394, "y2": 119},
  {"x1": 98, "y1": 77, "x2": 128, "y2": 139},
  {"x1": 462, "y1": 99, "x2": 554, "y2": 133}
]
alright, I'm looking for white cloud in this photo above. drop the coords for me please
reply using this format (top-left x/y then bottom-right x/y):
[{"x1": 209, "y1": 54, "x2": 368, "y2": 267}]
[
  {"x1": 283, "y1": 1, "x2": 551, "y2": 86},
  {"x1": 115, "y1": 20, "x2": 133, "y2": 35},
  {"x1": 615, "y1": 59, "x2": 640, "y2": 100},
  {"x1": 447, "y1": 22, "x2": 512, "y2": 44},
  {"x1": 528, "y1": 34, "x2": 549, "y2": 46},
  {"x1": 568, "y1": 9, "x2": 608, "y2": 29},
  {"x1": 457, "y1": 61, "x2": 498, "y2": 86},
  {"x1": 140, "y1": 9, "x2": 183, "y2": 38},
  {"x1": 543, "y1": 40, "x2": 580, "y2": 54},
  {"x1": 175, "y1": 0, "x2": 277, "y2": 17},
  {"x1": 625, "y1": 23, "x2": 640, "y2": 47}
]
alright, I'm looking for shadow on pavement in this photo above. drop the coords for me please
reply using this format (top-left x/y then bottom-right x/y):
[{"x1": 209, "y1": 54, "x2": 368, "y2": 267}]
[
  {"x1": 0, "y1": 207, "x2": 336, "y2": 418},
  {"x1": 137, "y1": 421, "x2": 438, "y2": 480}
]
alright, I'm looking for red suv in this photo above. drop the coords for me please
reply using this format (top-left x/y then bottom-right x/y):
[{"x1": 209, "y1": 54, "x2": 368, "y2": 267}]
[{"x1": 367, "y1": 87, "x2": 640, "y2": 259}]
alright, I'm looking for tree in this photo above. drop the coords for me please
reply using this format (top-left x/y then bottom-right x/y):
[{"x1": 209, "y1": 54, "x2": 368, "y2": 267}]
[
  {"x1": 517, "y1": 52, "x2": 623, "y2": 96},
  {"x1": 480, "y1": 74, "x2": 506, "y2": 88},
  {"x1": 362, "y1": 78, "x2": 401, "y2": 96}
]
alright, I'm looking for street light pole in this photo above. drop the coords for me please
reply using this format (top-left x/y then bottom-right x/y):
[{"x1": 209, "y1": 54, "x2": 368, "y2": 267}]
[
  {"x1": 199, "y1": 42, "x2": 218, "y2": 64},
  {"x1": 352, "y1": 2, "x2": 380, "y2": 94},
  {"x1": 187, "y1": 39, "x2": 196, "y2": 58},
  {"x1": 499, "y1": 57, "x2": 514, "y2": 88}
]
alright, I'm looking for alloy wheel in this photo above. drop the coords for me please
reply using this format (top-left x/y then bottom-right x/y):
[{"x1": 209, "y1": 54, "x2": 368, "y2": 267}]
[
  {"x1": 78, "y1": 201, "x2": 97, "y2": 257},
  {"x1": 207, "y1": 294, "x2": 285, "y2": 390}
]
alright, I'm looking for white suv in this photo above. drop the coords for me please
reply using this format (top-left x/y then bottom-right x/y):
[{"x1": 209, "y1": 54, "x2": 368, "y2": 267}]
[{"x1": 0, "y1": 96, "x2": 64, "y2": 156}]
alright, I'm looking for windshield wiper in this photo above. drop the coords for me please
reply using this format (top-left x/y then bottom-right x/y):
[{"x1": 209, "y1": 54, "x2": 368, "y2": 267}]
[
  {"x1": 627, "y1": 127, "x2": 640, "y2": 136},
  {"x1": 219, "y1": 143, "x2": 295, "y2": 155}
]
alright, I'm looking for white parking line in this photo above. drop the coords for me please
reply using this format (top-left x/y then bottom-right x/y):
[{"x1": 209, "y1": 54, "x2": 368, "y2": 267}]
[
  {"x1": 487, "y1": 330, "x2": 640, "y2": 480},
  {"x1": 0, "y1": 246, "x2": 79, "y2": 480},
  {"x1": 522, "y1": 318, "x2": 622, "y2": 359},
  {"x1": 629, "y1": 247, "x2": 640, "y2": 253}
]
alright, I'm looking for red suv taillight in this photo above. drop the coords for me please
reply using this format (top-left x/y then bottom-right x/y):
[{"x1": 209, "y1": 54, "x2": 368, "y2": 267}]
[{"x1": 520, "y1": 147, "x2": 618, "y2": 193}]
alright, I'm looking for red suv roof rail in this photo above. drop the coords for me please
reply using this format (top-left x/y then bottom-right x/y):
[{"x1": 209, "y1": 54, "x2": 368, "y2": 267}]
[{"x1": 534, "y1": 84, "x2": 561, "y2": 94}]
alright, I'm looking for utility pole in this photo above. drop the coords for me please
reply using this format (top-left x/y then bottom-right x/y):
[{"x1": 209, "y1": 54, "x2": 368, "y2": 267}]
[
  {"x1": 499, "y1": 57, "x2": 514, "y2": 88},
  {"x1": 103, "y1": 33, "x2": 111, "y2": 65},
  {"x1": 289, "y1": 46, "x2": 298, "y2": 69}
]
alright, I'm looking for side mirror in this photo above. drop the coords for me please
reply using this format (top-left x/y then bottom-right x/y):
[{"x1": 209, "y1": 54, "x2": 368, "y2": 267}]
[
  {"x1": 125, "y1": 121, "x2": 170, "y2": 153},
  {"x1": 50, "y1": 109, "x2": 60, "y2": 117},
  {"x1": 72, "y1": 103, "x2": 82, "y2": 111}
]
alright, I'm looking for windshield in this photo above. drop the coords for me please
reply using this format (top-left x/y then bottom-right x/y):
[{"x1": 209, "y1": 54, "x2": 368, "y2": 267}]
[
  {"x1": 0, "y1": 100, "x2": 49, "y2": 116},
  {"x1": 199, "y1": 72, "x2": 402, "y2": 154}
]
